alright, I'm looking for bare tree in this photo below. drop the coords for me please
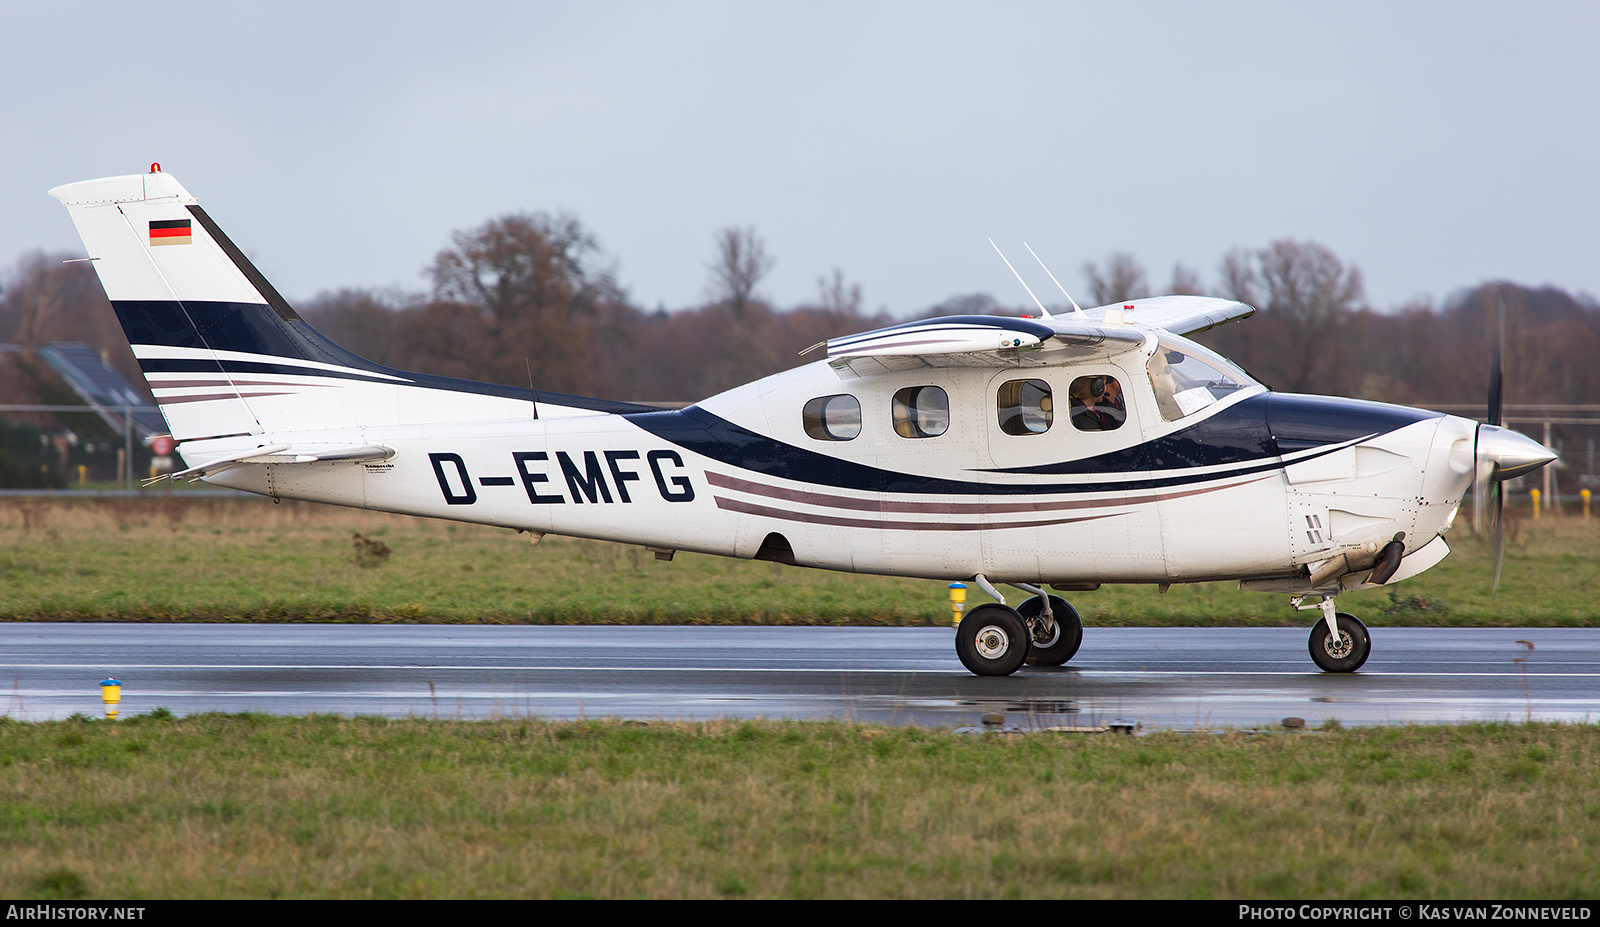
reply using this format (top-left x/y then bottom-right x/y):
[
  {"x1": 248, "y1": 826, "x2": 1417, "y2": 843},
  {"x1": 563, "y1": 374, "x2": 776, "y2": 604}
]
[
  {"x1": 0, "y1": 251, "x2": 141, "y2": 388},
  {"x1": 927, "y1": 293, "x2": 1003, "y2": 316},
  {"x1": 301, "y1": 288, "x2": 408, "y2": 367},
  {"x1": 1212, "y1": 240, "x2": 1365, "y2": 393},
  {"x1": 1199, "y1": 241, "x2": 1365, "y2": 394},
  {"x1": 1257, "y1": 241, "x2": 1364, "y2": 329},
  {"x1": 706, "y1": 226, "x2": 774, "y2": 318},
  {"x1": 431, "y1": 212, "x2": 610, "y2": 331},
  {"x1": 1216, "y1": 248, "x2": 1259, "y2": 305},
  {"x1": 1167, "y1": 263, "x2": 1204, "y2": 296},
  {"x1": 1081, "y1": 251, "x2": 1148, "y2": 306},
  {"x1": 816, "y1": 268, "x2": 862, "y2": 318},
  {"x1": 427, "y1": 212, "x2": 621, "y2": 394}
]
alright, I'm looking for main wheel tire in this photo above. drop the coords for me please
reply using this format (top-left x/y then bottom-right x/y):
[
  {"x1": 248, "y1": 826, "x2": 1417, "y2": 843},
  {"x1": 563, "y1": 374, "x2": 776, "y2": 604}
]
[
  {"x1": 1019, "y1": 595, "x2": 1084, "y2": 666},
  {"x1": 1308, "y1": 611, "x2": 1371, "y2": 673},
  {"x1": 956, "y1": 604, "x2": 1030, "y2": 677}
]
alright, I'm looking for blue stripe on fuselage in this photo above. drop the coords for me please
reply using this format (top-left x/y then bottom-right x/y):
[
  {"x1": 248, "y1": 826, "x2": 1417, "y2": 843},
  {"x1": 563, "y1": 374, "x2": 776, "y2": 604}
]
[
  {"x1": 626, "y1": 394, "x2": 1439, "y2": 496},
  {"x1": 1267, "y1": 393, "x2": 1442, "y2": 452},
  {"x1": 625, "y1": 405, "x2": 1285, "y2": 495},
  {"x1": 985, "y1": 393, "x2": 1276, "y2": 475},
  {"x1": 981, "y1": 393, "x2": 1437, "y2": 475}
]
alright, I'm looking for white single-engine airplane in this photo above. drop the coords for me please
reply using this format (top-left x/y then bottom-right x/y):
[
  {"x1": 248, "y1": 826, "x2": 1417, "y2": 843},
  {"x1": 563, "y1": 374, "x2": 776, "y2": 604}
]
[{"x1": 50, "y1": 167, "x2": 1557, "y2": 676}]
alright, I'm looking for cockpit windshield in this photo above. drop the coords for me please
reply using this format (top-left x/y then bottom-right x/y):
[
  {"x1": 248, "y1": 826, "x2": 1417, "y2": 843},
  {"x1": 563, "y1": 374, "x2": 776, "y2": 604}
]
[{"x1": 1145, "y1": 334, "x2": 1259, "y2": 422}]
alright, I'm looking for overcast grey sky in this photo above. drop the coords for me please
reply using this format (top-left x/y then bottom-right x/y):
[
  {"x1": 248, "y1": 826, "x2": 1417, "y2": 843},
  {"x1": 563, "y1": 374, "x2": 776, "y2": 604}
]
[{"x1": 6, "y1": 1, "x2": 1597, "y2": 316}]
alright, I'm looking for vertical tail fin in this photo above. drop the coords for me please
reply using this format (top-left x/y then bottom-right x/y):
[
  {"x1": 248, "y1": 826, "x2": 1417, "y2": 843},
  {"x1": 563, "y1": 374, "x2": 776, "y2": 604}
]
[
  {"x1": 51, "y1": 168, "x2": 655, "y2": 441},
  {"x1": 50, "y1": 168, "x2": 351, "y2": 440}
]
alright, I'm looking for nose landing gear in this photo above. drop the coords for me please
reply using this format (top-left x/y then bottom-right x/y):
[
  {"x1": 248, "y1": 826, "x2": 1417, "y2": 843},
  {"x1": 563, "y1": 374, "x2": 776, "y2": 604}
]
[{"x1": 1296, "y1": 595, "x2": 1371, "y2": 672}]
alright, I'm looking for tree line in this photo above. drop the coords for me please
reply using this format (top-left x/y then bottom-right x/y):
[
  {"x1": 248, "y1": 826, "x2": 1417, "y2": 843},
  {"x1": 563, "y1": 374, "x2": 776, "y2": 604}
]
[{"x1": 3, "y1": 214, "x2": 1598, "y2": 412}]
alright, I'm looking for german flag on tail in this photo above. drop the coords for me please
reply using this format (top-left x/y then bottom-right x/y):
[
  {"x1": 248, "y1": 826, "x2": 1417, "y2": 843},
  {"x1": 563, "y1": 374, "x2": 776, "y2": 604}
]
[{"x1": 149, "y1": 218, "x2": 192, "y2": 246}]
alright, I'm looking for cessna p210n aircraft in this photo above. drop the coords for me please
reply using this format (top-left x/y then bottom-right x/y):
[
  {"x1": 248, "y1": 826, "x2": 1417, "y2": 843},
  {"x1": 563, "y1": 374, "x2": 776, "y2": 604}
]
[{"x1": 50, "y1": 167, "x2": 1558, "y2": 676}]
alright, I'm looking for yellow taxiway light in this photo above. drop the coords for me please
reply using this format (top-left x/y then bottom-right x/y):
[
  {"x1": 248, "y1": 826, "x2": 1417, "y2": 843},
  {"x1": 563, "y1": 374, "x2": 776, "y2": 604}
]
[
  {"x1": 948, "y1": 582, "x2": 967, "y2": 628},
  {"x1": 100, "y1": 677, "x2": 121, "y2": 719}
]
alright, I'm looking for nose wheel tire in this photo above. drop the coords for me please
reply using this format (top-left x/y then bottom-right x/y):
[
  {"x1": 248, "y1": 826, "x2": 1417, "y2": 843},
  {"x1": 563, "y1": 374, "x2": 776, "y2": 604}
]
[
  {"x1": 1019, "y1": 595, "x2": 1083, "y2": 666},
  {"x1": 1308, "y1": 612, "x2": 1370, "y2": 673},
  {"x1": 956, "y1": 604, "x2": 1030, "y2": 677}
]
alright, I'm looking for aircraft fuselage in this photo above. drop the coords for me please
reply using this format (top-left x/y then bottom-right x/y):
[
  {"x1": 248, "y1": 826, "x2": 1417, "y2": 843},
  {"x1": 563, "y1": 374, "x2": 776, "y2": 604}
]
[{"x1": 204, "y1": 342, "x2": 1475, "y2": 588}]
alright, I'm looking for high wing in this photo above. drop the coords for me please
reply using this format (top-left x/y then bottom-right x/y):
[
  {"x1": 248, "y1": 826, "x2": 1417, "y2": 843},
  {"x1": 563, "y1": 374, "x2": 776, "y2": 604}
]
[
  {"x1": 822, "y1": 314, "x2": 1147, "y2": 376},
  {"x1": 819, "y1": 296, "x2": 1252, "y2": 376},
  {"x1": 1078, "y1": 295, "x2": 1255, "y2": 335}
]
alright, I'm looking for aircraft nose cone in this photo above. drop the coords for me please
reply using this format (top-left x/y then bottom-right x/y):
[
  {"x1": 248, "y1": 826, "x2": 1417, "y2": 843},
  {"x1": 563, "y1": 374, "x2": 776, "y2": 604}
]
[{"x1": 1477, "y1": 424, "x2": 1558, "y2": 481}]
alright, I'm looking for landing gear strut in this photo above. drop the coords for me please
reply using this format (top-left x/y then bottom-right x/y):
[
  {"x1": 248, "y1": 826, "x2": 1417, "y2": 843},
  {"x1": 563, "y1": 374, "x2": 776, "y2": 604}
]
[{"x1": 1296, "y1": 595, "x2": 1371, "y2": 673}]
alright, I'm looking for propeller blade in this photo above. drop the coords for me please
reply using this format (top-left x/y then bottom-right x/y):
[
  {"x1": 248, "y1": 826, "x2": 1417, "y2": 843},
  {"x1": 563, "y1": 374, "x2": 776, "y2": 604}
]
[
  {"x1": 1473, "y1": 452, "x2": 1492, "y2": 536},
  {"x1": 1475, "y1": 424, "x2": 1554, "y2": 596},
  {"x1": 1490, "y1": 479, "x2": 1505, "y2": 596},
  {"x1": 1488, "y1": 285, "x2": 1504, "y2": 427}
]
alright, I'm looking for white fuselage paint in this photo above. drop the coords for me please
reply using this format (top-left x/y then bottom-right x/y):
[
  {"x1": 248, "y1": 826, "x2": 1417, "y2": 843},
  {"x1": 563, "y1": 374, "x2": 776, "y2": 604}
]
[{"x1": 199, "y1": 352, "x2": 1477, "y2": 586}]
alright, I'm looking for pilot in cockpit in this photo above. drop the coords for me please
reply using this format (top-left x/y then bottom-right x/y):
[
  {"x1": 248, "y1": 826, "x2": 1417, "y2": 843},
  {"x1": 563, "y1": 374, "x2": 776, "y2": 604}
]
[{"x1": 1069, "y1": 375, "x2": 1126, "y2": 431}]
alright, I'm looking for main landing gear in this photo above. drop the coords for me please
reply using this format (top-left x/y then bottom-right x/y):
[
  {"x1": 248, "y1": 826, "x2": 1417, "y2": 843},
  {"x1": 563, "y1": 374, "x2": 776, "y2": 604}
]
[
  {"x1": 955, "y1": 604, "x2": 1030, "y2": 676},
  {"x1": 954, "y1": 577, "x2": 1084, "y2": 676},
  {"x1": 1020, "y1": 594, "x2": 1083, "y2": 667},
  {"x1": 1295, "y1": 594, "x2": 1371, "y2": 673}
]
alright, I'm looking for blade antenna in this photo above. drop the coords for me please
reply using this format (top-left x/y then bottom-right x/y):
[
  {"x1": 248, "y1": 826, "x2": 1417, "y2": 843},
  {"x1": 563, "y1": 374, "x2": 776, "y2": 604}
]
[
  {"x1": 526, "y1": 356, "x2": 539, "y2": 420},
  {"x1": 1024, "y1": 242, "x2": 1086, "y2": 318},
  {"x1": 988, "y1": 239, "x2": 1052, "y2": 320}
]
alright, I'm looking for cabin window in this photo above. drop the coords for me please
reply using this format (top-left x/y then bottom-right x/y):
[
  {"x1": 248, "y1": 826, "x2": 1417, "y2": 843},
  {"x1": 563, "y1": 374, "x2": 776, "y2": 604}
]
[
  {"x1": 997, "y1": 379, "x2": 1053, "y2": 435},
  {"x1": 891, "y1": 385, "x2": 949, "y2": 438},
  {"x1": 803, "y1": 394, "x2": 862, "y2": 441},
  {"x1": 1068, "y1": 375, "x2": 1126, "y2": 432},
  {"x1": 1146, "y1": 338, "x2": 1249, "y2": 421}
]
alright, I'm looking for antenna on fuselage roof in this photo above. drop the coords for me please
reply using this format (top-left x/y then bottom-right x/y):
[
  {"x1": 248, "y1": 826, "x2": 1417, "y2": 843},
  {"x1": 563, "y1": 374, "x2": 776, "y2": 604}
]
[
  {"x1": 526, "y1": 356, "x2": 539, "y2": 420},
  {"x1": 987, "y1": 239, "x2": 1053, "y2": 320},
  {"x1": 1024, "y1": 242, "x2": 1087, "y2": 319}
]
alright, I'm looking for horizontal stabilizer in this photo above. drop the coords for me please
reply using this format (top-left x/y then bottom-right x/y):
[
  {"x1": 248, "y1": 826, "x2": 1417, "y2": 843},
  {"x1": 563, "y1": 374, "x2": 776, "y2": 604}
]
[{"x1": 152, "y1": 442, "x2": 394, "y2": 483}]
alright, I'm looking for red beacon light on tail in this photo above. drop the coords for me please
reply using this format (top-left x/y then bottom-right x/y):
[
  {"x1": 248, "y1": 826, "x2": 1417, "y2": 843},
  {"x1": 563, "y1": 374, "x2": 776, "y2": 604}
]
[{"x1": 150, "y1": 163, "x2": 161, "y2": 173}]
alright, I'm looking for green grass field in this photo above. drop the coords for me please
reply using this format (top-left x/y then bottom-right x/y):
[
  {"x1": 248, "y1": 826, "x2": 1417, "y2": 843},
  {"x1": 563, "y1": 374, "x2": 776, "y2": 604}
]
[
  {"x1": 3, "y1": 714, "x2": 1598, "y2": 899},
  {"x1": 5, "y1": 499, "x2": 1597, "y2": 900},
  {"x1": 1, "y1": 495, "x2": 1597, "y2": 626}
]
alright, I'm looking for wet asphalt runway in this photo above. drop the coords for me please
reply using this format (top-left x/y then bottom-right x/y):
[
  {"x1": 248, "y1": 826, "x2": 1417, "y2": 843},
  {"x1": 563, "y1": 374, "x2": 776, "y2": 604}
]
[{"x1": 3, "y1": 623, "x2": 1598, "y2": 730}]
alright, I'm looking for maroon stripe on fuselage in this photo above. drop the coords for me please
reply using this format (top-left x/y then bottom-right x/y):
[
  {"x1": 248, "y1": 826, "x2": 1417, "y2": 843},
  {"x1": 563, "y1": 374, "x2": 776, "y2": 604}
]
[
  {"x1": 712, "y1": 495, "x2": 1119, "y2": 532},
  {"x1": 704, "y1": 470, "x2": 1270, "y2": 515}
]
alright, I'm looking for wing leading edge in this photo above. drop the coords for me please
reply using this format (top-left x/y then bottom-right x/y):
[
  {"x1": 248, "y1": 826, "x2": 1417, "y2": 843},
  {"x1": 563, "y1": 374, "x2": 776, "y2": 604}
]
[{"x1": 820, "y1": 296, "x2": 1253, "y2": 376}]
